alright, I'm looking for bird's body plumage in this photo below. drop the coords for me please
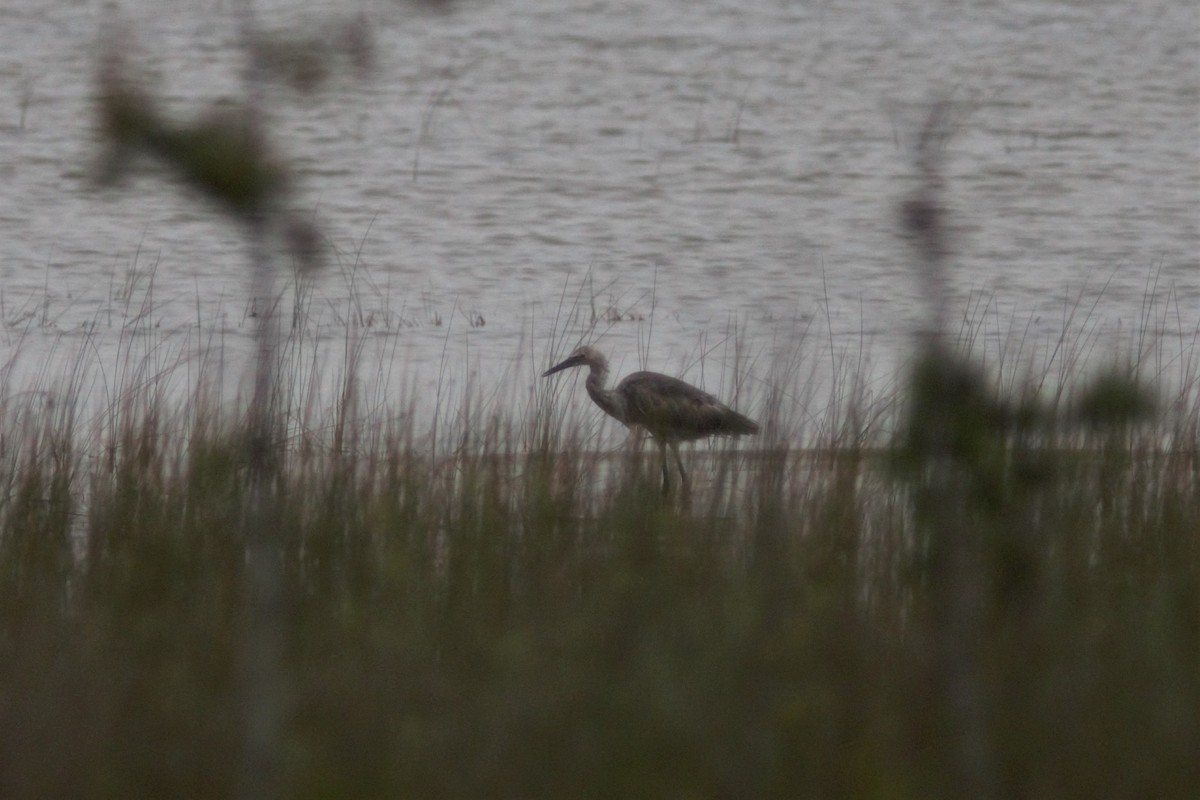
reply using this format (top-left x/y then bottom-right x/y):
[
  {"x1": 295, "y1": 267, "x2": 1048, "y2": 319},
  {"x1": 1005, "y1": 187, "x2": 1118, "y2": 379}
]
[
  {"x1": 615, "y1": 371, "x2": 759, "y2": 441},
  {"x1": 543, "y1": 345, "x2": 758, "y2": 495}
]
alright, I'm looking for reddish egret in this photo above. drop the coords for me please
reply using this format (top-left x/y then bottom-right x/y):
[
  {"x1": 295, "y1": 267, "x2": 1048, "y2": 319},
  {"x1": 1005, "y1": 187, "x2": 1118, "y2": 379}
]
[{"x1": 543, "y1": 345, "x2": 759, "y2": 495}]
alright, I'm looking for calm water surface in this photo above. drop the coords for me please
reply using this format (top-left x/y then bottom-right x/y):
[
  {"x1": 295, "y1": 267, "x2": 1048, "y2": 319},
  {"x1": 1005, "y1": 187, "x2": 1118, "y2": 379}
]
[{"x1": 2, "y1": 0, "x2": 1197, "y2": 439}]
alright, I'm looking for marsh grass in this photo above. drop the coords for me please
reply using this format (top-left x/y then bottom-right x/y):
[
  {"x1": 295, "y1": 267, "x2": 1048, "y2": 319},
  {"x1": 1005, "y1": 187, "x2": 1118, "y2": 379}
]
[{"x1": 0, "y1": 300, "x2": 1196, "y2": 799}]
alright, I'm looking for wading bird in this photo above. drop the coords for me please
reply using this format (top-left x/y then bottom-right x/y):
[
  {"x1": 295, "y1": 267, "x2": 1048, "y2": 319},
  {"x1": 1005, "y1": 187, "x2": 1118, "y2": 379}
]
[{"x1": 542, "y1": 345, "x2": 759, "y2": 496}]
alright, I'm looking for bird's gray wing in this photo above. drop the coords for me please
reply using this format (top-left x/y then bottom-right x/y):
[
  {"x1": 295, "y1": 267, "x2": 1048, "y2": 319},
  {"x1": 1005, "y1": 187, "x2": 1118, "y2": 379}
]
[{"x1": 618, "y1": 372, "x2": 739, "y2": 439}]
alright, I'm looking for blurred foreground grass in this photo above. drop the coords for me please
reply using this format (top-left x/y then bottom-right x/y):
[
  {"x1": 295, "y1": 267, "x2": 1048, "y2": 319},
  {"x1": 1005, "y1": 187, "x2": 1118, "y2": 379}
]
[{"x1": 0, "y1": 337, "x2": 1196, "y2": 800}]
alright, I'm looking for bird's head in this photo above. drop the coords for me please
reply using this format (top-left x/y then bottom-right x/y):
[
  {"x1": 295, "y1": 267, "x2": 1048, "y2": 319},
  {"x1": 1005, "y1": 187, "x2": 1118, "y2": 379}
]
[{"x1": 542, "y1": 345, "x2": 606, "y2": 377}]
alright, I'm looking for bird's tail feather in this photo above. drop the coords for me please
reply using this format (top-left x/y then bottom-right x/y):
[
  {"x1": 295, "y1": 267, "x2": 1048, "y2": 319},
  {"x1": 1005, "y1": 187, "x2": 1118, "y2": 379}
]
[{"x1": 720, "y1": 410, "x2": 759, "y2": 436}]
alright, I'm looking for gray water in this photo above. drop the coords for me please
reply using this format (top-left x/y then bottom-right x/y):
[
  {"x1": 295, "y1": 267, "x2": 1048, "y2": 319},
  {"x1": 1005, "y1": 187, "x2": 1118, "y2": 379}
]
[{"x1": 2, "y1": 0, "x2": 1197, "y2": 441}]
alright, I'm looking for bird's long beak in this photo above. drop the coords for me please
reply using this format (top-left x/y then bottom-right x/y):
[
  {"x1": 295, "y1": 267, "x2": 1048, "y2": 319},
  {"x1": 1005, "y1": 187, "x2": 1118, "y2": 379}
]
[{"x1": 542, "y1": 354, "x2": 583, "y2": 378}]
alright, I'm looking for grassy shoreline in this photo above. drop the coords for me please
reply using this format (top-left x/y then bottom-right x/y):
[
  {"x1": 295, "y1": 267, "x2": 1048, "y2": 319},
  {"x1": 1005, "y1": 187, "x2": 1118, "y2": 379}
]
[{"x1": 0, "y1": 318, "x2": 1196, "y2": 799}]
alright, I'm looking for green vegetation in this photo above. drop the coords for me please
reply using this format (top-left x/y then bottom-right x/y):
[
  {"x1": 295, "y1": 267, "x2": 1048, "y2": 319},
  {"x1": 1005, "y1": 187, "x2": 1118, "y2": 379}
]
[{"x1": 0, "y1": 319, "x2": 1195, "y2": 799}]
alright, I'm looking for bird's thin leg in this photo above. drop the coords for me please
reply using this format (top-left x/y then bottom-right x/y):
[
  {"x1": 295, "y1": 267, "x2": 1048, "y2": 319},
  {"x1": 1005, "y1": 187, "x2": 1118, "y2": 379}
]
[
  {"x1": 629, "y1": 427, "x2": 646, "y2": 482},
  {"x1": 670, "y1": 442, "x2": 690, "y2": 503},
  {"x1": 659, "y1": 441, "x2": 671, "y2": 496}
]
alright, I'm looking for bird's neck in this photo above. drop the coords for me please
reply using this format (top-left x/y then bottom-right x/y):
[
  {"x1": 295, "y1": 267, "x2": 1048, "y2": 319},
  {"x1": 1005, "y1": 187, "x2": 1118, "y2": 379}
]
[{"x1": 585, "y1": 364, "x2": 626, "y2": 424}]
